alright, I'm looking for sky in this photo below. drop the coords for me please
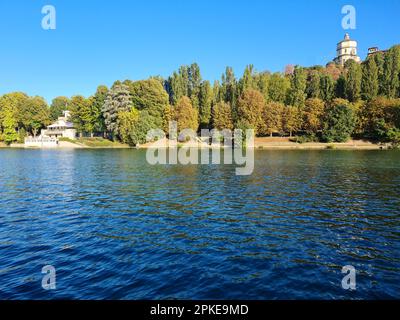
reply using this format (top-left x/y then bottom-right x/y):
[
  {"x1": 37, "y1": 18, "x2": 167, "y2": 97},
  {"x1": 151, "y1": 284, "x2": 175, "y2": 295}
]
[{"x1": 0, "y1": 0, "x2": 399, "y2": 103}]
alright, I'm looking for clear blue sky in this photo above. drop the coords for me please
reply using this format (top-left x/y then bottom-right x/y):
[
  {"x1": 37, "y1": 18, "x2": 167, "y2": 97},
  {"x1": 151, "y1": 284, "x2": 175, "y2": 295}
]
[{"x1": 0, "y1": 0, "x2": 399, "y2": 103}]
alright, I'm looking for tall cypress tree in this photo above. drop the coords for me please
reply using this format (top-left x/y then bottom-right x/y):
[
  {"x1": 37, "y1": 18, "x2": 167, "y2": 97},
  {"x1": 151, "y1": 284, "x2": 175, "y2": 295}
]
[
  {"x1": 286, "y1": 66, "x2": 307, "y2": 107},
  {"x1": 306, "y1": 70, "x2": 321, "y2": 99},
  {"x1": 382, "y1": 45, "x2": 400, "y2": 98},
  {"x1": 344, "y1": 60, "x2": 362, "y2": 102},
  {"x1": 198, "y1": 81, "x2": 213, "y2": 129},
  {"x1": 319, "y1": 74, "x2": 335, "y2": 102},
  {"x1": 361, "y1": 57, "x2": 379, "y2": 101}
]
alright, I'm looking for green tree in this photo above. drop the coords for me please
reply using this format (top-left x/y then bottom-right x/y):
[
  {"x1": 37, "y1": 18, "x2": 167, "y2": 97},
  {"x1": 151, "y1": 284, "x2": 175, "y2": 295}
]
[
  {"x1": 166, "y1": 71, "x2": 184, "y2": 105},
  {"x1": 382, "y1": 45, "x2": 400, "y2": 98},
  {"x1": 286, "y1": 66, "x2": 307, "y2": 107},
  {"x1": 166, "y1": 64, "x2": 201, "y2": 106},
  {"x1": 255, "y1": 72, "x2": 270, "y2": 102},
  {"x1": 220, "y1": 67, "x2": 237, "y2": 108},
  {"x1": 102, "y1": 84, "x2": 132, "y2": 139},
  {"x1": 268, "y1": 73, "x2": 290, "y2": 103},
  {"x1": 50, "y1": 96, "x2": 70, "y2": 121},
  {"x1": 198, "y1": 81, "x2": 213, "y2": 128},
  {"x1": 19, "y1": 96, "x2": 50, "y2": 136},
  {"x1": 188, "y1": 63, "x2": 202, "y2": 108},
  {"x1": 117, "y1": 107, "x2": 140, "y2": 145},
  {"x1": 322, "y1": 103, "x2": 355, "y2": 142},
  {"x1": 238, "y1": 64, "x2": 257, "y2": 95},
  {"x1": 373, "y1": 52, "x2": 386, "y2": 95},
  {"x1": 0, "y1": 92, "x2": 28, "y2": 141},
  {"x1": 2, "y1": 107, "x2": 18, "y2": 145},
  {"x1": 361, "y1": 57, "x2": 379, "y2": 101},
  {"x1": 212, "y1": 80, "x2": 221, "y2": 103},
  {"x1": 319, "y1": 74, "x2": 335, "y2": 102},
  {"x1": 344, "y1": 60, "x2": 362, "y2": 102},
  {"x1": 126, "y1": 78, "x2": 169, "y2": 130},
  {"x1": 335, "y1": 75, "x2": 346, "y2": 99},
  {"x1": 306, "y1": 70, "x2": 321, "y2": 99},
  {"x1": 92, "y1": 85, "x2": 108, "y2": 134},
  {"x1": 69, "y1": 96, "x2": 97, "y2": 137}
]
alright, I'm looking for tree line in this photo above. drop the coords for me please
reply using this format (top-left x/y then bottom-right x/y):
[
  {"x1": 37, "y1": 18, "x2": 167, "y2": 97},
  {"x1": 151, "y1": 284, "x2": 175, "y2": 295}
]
[{"x1": 1, "y1": 44, "x2": 400, "y2": 146}]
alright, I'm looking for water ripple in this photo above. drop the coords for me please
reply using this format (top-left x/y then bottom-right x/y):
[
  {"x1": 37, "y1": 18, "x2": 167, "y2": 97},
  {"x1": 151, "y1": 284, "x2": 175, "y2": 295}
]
[{"x1": 0, "y1": 149, "x2": 399, "y2": 299}]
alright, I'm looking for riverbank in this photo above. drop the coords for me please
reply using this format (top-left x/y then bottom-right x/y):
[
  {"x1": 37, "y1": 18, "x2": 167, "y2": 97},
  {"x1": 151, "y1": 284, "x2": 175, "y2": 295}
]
[
  {"x1": 140, "y1": 137, "x2": 385, "y2": 150},
  {"x1": 253, "y1": 137, "x2": 384, "y2": 150},
  {"x1": 0, "y1": 137, "x2": 386, "y2": 150},
  {"x1": 0, "y1": 138, "x2": 132, "y2": 149}
]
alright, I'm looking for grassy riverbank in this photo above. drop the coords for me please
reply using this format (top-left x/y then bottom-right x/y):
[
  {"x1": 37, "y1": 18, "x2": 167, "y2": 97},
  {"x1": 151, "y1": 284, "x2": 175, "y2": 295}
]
[{"x1": 63, "y1": 137, "x2": 131, "y2": 148}]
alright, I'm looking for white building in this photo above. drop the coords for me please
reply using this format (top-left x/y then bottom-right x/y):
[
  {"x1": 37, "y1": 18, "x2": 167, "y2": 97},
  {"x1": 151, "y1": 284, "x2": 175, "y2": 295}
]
[
  {"x1": 41, "y1": 111, "x2": 76, "y2": 140},
  {"x1": 24, "y1": 111, "x2": 76, "y2": 148},
  {"x1": 24, "y1": 136, "x2": 59, "y2": 148},
  {"x1": 334, "y1": 33, "x2": 361, "y2": 66}
]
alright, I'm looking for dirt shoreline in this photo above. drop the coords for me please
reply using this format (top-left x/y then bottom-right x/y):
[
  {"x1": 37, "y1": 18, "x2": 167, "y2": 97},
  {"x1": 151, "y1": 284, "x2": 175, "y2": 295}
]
[
  {"x1": 139, "y1": 137, "x2": 386, "y2": 150},
  {"x1": 0, "y1": 138, "x2": 387, "y2": 150}
]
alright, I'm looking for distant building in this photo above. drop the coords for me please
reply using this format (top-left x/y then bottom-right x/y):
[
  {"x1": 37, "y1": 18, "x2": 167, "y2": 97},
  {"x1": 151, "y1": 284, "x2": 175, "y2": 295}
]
[
  {"x1": 41, "y1": 111, "x2": 76, "y2": 140},
  {"x1": 24, "y1": 111, "x2": 76, "y2": 148},
  {"x1": 367, "y1": 47, "x2": 387, "y2": 58},
  {"x1": 334, "y1": 33, "x2": 361, "y2": 66}
]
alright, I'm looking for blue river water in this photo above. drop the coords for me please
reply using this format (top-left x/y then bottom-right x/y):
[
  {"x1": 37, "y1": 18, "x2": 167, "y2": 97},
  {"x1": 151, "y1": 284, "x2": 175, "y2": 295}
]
[{"x1": 0, "y1": 149, "x2": 399, "y2": 299}]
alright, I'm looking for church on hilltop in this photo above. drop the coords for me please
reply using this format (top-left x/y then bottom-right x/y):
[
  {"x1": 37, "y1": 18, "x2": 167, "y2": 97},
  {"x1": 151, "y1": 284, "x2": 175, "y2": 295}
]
[
  {"x1": 333, "y1": 33, "x2": 361, "y2": 65},
  {"x1": 333, "y1": 33, "x2": 388, "y2": 66}
]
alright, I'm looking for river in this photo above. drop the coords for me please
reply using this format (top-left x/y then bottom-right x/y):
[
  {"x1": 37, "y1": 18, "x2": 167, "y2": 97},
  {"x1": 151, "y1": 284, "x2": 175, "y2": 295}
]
[{"x1": 0, "y1": 149, "x2": 399, "y2": 299}]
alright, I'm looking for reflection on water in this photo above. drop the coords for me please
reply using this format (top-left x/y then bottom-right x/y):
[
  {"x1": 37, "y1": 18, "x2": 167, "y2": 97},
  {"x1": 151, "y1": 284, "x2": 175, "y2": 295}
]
[{"x1": 0, "y1": 149, "x2": 399, "y2": 299}]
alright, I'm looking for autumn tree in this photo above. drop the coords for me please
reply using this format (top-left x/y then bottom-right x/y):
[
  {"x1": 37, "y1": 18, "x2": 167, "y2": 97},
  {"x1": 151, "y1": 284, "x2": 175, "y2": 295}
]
[
  {"x1": 117, "y1": 107, "x2": 139, "y2": 145},
  {"x1": 237, "y1": 89, "x2": 265, "y2": 134},
  {"x1": 359, "y1": 97, "x2": 400, "y2": 140},
  {"x1": 259, "y1": 102, "x2": 283, "y2": 137},
  {"x1": 212, "y1": 101, "x2": 233, "y2": 130},
  {"x1": 173, "y1": 96, "x2": 199, "y2": 132},
  {"x1": 302, "y1": 98, "x2": 325, "y2": 134},
  {"x1": 282, "y1": 105, "x2": 302, "y2": 137}
]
